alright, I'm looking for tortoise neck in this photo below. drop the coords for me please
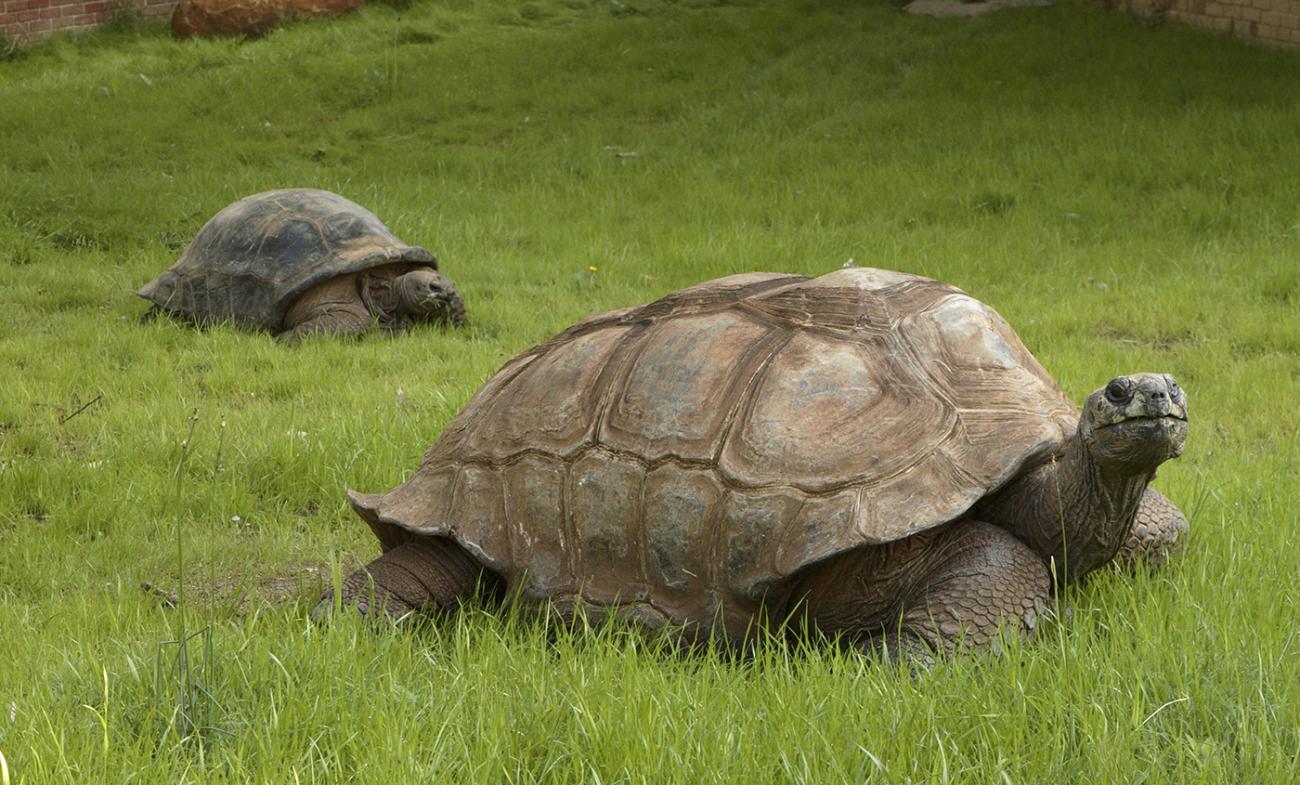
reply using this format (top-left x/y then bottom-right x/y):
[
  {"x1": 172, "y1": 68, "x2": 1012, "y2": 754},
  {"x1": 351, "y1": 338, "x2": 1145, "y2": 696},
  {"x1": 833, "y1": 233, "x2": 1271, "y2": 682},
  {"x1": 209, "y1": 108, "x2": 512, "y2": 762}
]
[
  {"x1": 359, "y1": 272, "x2": 403, "y2": 325},
  {"x1": 979, "y1": 434, "x2": 1152, "y2": 585}
]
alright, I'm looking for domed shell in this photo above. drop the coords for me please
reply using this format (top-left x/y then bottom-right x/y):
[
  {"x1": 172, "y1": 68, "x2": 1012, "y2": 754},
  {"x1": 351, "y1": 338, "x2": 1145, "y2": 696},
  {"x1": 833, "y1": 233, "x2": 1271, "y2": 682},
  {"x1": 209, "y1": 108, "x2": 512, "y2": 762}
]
[
  {"x1": 352, "y1": 268, "x2": 1078, "y2": 640},
  {"x1": 138, "y1": 188, "x2": 437, "y2": 331}
]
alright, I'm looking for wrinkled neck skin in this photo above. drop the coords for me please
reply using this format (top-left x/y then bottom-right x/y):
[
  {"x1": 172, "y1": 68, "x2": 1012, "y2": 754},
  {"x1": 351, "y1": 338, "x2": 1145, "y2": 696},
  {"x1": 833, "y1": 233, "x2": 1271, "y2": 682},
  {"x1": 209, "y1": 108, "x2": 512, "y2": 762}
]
[
  {"x1": 977, "y1": 435, "x2": 1152, "y2": 585},
  {"x1": 359, "y1": 273, "x2": 403, "y2": 326}
]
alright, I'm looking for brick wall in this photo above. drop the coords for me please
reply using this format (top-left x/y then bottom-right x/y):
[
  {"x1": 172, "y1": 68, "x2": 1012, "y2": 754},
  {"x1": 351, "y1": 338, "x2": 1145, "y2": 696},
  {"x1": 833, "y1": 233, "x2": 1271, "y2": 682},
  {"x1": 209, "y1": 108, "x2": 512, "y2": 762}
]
[
  {"x1": 7, "y1": 0, "x2": 1300, "y2": 48},
  {"x1": 1103, "y1": 0, "x2": 1300, "y2": 49},
  {"x1": 1, "y1": 0, "x2": 175, "y2": 44}
]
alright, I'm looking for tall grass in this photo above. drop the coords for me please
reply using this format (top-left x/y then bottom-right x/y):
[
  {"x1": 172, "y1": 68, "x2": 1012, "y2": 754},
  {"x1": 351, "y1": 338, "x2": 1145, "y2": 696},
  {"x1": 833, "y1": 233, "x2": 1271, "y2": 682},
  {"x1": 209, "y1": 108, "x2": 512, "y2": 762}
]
[{"x1": 1, "y1": 1, "x2": 1297, "y2": 782}]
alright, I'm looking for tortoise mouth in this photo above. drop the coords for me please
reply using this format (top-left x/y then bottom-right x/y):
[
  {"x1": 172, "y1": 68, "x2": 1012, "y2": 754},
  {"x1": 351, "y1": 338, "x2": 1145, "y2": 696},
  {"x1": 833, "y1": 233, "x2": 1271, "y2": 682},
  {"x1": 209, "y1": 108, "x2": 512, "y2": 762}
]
[
  {"x1": 1091, "y1": 414, "x2": 1188, "y2": 467},
  {"x1": 1101, "y1": 414, "x2": 1187, "y2": 430},
  {"x1": 417, "y1": 293, "x2": 455, "y2": 316}
]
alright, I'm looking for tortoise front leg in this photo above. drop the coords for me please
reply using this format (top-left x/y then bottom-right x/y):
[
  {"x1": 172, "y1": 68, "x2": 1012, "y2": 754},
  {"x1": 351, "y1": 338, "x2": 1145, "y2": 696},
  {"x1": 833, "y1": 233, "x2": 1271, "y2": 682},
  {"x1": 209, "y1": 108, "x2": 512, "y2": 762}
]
[
  {"x1": 1116, "y1": 487, "x2": 1189, "y2": 569},
  {"x1": 277, "y1": 302, "x2": 373, "y2": 344},
  {"x1": 793, "y1": 522, "x2": 1050, "y2": 662},
  {"x1": 312, "y1": 537, "x2": 501, "y2": 621}
]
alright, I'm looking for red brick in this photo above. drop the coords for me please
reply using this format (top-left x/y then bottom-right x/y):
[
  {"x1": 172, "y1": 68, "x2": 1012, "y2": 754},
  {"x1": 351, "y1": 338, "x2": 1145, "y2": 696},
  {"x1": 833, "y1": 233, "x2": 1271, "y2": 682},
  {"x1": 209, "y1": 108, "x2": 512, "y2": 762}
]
[
  {"x1": 39, "y1": 7, "x2": 60, "y2": 18},
  {"x1": 16, "y1": 9, "x2": 37, "y2": 19},
  {"x1": 25, "y1": 0, "x2": 50, "y2": 8},
  {"x1": 83, "y1": 0, "x2": 106, "y2": 11},
  {"x1": 27, "y1": 15, "x2": 50, "y2": 28}
]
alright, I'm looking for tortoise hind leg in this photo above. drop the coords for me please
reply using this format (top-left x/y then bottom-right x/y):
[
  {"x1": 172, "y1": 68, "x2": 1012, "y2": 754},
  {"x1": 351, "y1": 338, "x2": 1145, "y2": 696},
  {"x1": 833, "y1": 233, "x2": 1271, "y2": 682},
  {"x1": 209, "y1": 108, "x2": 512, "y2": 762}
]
[
  {"x1": 793, "y1": 522, "x2": 1050, "y2": 663},
  {"x1": 312, "y1": 537, "x2": 502, "y2": 621}
]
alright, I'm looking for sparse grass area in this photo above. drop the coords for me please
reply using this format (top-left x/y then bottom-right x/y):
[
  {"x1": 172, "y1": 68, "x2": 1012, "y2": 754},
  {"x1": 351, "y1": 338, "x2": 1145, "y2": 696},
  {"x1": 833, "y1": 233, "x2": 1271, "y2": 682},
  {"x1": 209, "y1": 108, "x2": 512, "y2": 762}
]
[{"x1": 1, "y1": 0, "x2": 1297, "y2": 782}]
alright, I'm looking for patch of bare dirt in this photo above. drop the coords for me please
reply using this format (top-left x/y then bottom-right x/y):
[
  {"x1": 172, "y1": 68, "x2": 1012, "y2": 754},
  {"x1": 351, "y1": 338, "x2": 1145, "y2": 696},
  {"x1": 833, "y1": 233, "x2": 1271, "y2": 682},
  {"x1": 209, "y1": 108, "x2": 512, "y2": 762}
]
[
  {"x1": 139, "y1": 558, "x2": 363, "y2": 615},
  {"x1": 904, "y1": 0, "x2": 1051, "y2": 19}
]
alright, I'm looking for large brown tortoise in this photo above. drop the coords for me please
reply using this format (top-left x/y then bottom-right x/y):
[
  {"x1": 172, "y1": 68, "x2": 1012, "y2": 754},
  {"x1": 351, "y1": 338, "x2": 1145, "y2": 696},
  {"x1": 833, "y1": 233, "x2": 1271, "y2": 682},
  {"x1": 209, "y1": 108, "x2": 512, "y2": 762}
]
[
  {"x1": 316, "y1": 268, "x2": 1189, "y2": 658},
  {"x1": 139, "y1": 188, "x2": 466, "y2": 343}
]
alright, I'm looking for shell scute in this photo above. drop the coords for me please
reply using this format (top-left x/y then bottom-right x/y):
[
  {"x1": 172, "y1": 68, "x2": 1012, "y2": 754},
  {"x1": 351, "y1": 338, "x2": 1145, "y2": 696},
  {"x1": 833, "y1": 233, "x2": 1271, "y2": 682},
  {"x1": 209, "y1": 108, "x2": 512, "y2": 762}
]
[
  {"x1": 773, "y1": 490, "x2": 860, "y2": 579},
  {"x1": 501, "y1": 454, "x2": 571, "y2": 598},
  {"x1": 601, "y1": 312, "x2": 771, "y2": 463},
  {"x1": 641, "y1": 464, "x2": 723, "y2": 596},
  {"x1": 381, "y1": 465, "x2": 456, "y2": 533},
  {"x1": 447, "y1": 465, "x2": 511, "y2": 570},
  {"x1": 720, "y1": 330, "x2": 955, "y2": 491},
  {"x1": 720, "y1": 488, "x2": 804, "y2": 601},
  {"x1": 459, "y1": 326, "x2": 632, "y2": 461},
  {"x1": 568, "y1": 449, "x2": 644, "y2": 604},
  {"x1": 900, "y1": 294, "x2": 1064, "y2": 406}
]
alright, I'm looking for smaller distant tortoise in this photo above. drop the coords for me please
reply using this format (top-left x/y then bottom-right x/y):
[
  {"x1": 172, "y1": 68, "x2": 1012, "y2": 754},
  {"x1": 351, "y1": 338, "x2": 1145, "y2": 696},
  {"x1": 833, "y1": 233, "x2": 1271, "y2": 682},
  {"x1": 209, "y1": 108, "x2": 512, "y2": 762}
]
[{"x1": 138, "y1": 188, "x2": 467, "y2": 342}]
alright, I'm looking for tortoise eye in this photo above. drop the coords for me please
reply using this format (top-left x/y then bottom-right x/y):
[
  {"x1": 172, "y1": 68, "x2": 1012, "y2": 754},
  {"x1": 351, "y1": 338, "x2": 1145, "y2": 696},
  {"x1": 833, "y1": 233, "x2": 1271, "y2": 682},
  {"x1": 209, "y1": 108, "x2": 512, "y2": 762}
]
[{"x1": 1104, "y1": 379, "x2": 1132, "y2": 405}]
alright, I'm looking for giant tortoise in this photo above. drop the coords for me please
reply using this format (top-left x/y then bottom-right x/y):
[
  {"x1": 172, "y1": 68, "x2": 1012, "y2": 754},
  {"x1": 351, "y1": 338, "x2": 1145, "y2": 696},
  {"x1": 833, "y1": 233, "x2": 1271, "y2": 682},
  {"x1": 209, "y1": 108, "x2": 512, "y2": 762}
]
[
  {"x1": 317, "y1": 268, "x2": 1189, "y2": 657},
  {"x1": 139, "y1": 188, "x2": 466, "y2": 342}
]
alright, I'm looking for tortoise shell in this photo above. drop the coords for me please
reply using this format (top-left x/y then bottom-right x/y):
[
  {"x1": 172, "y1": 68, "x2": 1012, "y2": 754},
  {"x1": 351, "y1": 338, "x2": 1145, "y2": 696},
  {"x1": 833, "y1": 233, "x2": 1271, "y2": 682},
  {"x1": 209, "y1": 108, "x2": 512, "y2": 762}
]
[
  {"x1": 352, "y1": 268, "x2": 1078, "y2": 640},
  {"x1": 138, "y1": 188, "x2": 437, "y2": 332}
]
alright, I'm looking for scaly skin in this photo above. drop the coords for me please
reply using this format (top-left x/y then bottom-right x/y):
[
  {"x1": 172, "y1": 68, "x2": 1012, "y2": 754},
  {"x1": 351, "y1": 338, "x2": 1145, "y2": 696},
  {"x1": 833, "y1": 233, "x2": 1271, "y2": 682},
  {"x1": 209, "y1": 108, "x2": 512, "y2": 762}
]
[
  {"x1": 790, "y1": 521, "x2": 1050, "y2": 658},
  {"x1": 279, "y1": 272, "x2": 372, "y2": 343},
  {"x1": 975, "y1": 435, "x2": 1154, "y2": 585},
  {"x1": 311, "y1": 538, "x2": 499, "y2": 620},
  {"x1": 1118, "y1": 487, "x2": 1189, "y2": 568}
]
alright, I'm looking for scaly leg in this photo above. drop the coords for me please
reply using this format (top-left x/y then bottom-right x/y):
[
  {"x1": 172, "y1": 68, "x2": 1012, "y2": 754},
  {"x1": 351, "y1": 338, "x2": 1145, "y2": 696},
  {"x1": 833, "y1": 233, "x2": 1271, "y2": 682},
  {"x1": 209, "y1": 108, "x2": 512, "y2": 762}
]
[
  {"x1": 312, "y1": 537, "x2": 500, "y2": 621},
  {"x1": 278, "y1": 301, "x2": 373, "y2": 344},
  {"x1": 792, "y1": 522, "x2": 1050, "y2": 662},
  {"x1": 1116, "y1": 487, "x2": 1189, "y2": 569}
]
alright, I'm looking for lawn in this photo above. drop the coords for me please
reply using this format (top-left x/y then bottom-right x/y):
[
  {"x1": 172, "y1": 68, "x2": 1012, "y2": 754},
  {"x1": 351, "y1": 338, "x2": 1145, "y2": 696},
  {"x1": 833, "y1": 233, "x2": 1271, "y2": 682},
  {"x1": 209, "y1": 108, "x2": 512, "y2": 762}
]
[{"x1": 0, "y1": 0, "x2": 1297, "y2": 782}]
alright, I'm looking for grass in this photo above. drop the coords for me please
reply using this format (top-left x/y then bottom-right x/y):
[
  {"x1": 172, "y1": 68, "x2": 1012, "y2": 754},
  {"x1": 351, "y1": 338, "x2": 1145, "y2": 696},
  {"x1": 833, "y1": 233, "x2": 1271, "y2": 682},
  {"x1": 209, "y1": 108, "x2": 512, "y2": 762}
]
[{"x1": 1, "y1": 0, "x2": 1297, "y2": 781}]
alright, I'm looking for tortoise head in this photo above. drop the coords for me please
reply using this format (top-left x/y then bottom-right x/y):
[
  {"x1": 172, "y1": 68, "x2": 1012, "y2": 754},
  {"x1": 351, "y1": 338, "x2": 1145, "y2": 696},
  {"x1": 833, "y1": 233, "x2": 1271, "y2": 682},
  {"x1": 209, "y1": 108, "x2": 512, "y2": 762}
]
[
  {"x1": 394, "y1": 268, "x2": 468, "y2": 327},
  {"x1": 1079, "y1": 373, "x2": 1188, "y2": 471}
]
